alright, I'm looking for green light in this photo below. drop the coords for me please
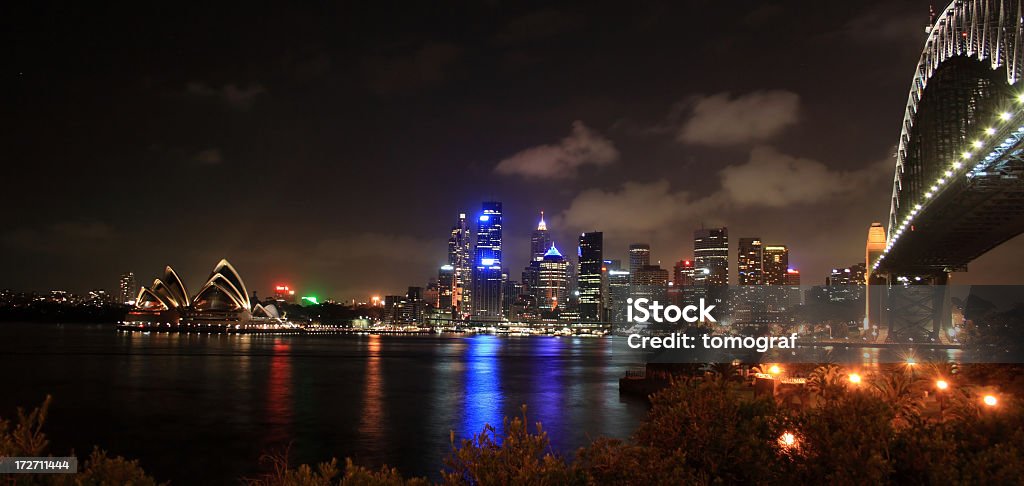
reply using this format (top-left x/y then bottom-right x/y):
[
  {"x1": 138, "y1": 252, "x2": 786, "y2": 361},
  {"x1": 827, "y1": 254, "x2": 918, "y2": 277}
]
[{"x1": 301, "y1": 296, "x2": 319, "y2": 305}]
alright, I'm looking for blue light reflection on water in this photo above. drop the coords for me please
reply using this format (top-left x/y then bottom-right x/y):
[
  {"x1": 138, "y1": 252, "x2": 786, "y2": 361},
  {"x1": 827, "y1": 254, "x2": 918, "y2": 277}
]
[{"x1": 460, "y1": 335, "x2": 503, "y2": 440}]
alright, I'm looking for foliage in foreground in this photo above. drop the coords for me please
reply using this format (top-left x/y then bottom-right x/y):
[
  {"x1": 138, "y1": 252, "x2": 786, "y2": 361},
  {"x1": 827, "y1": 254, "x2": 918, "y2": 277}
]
[
  {"x1": 0, "y1": 395, "x2": 162, "y2": 485},
  {"x1": 5, "y1": 365, "x2": 1024, "y2": 485},
  {"x1": 252, "y1": 367, "x2": 1024, "y2": 486}
]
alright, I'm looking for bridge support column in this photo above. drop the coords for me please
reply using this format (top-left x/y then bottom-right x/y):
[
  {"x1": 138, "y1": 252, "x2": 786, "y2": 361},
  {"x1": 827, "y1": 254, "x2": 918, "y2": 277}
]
[{"x1": 882, "y1": 273, "x2": 951, "y2": 344}]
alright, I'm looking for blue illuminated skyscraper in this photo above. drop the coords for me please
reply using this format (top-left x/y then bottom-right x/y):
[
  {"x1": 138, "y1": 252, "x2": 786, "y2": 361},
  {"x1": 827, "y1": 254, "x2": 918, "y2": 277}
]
[{"x1": 472, "y1": 201, "x2": 504, "y2": 320}]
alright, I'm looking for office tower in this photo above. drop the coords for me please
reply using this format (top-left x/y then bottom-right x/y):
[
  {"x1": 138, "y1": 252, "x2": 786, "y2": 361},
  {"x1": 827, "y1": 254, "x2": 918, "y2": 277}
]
[
  {"x1": 472, "y1": 202, "x2": 504, "y2": 320},
  {"x1": 693, "y1": 228, "x2": 728, "y2": 285},
  {"x1": 384, "y1": 295, "x2": 404, "y2": 324},
  {"x1": 826, "y1": 264, "x2": 866, "y2": 286},
  {"x1": 538, "y1": 244, "x2": 568, "y2": 313},
  {"x1": 607, "y1": 269, "x2": 631, "y2": 323},
  {"x1": 737, "y1": 238, "x2": 763, "y2": 285},
  {"x1": 522, "y1": 211, "x2": 550, "y2": 305},
  {"x1": 448, "y1": 213, "x2": 472, "y2": 317},
  {"x1": 273, "y1": 285, "x2": 296, "y2": 303},
  {"x1": 762, "y1": 245, "x2": 789, "y2": 285},
  {"x1": 438, "y1": 265, "x2": 455, "y2": 312},
  {"x1": 403, "y1": 286, "x2": 424, "y2": 323},
  {"x1": 118, "y1": 272, "x2": 138, "y2": 305},
  {"x1": 502, "y1": 277, "x2": 522, "y2": 319},
  {"x1": 530, "y1": 211, "x2": 552, "y2": 261},
  {"x1": 673, "y1": 260, "x2": 695, "y2": 287},
  {"x1": 578, "y1": 232, "x2": 603, "y2": 321},
  {"x1": 785, "y1": 269, "x2": 801, "y2": 286},
  {"x1": 632, "y1": 264, "x2": 670, "y2": 303},
  {"x1": 628, "y1": 243, "x2": 651, "y2": 276}
]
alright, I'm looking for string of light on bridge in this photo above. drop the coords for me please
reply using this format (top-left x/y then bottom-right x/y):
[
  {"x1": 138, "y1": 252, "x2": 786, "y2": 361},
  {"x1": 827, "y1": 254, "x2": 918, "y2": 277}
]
[{"x1": 874, "y1": 95, "x2": 1024, "y2": 273}]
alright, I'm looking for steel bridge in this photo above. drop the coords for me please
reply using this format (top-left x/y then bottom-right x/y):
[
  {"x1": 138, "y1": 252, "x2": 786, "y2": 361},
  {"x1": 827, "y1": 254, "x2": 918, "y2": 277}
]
[{"x1": 871, "y1": 0, "x2": 1024, "y2": 342}]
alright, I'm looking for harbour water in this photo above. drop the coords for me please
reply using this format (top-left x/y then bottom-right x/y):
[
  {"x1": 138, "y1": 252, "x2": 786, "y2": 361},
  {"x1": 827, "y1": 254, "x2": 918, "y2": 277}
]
[{"x1": 0, "y1": 323, "x2": 650, "y2": 484}]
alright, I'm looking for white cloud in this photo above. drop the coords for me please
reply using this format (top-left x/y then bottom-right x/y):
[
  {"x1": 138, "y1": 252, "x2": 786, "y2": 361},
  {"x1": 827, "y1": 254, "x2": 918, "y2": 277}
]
[
  {"x1": 494, "y1": 121, "x2": 619, "y2": 179},
  {"x1": 719, "y1": 146, "x2": 887, "y2": 207},
  {"x1": 678, "y1": 90, "x2": 800, "y2": 146}
]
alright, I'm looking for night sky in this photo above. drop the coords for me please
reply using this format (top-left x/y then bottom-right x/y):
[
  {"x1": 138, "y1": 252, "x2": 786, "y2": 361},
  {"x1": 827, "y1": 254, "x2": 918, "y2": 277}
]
[{"x1": 6, "y1": 1, "x2": 1023, "y2": 300}]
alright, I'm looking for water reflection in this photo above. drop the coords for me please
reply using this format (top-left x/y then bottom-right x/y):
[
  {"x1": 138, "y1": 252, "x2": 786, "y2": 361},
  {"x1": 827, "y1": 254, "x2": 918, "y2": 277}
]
[
  {"x1": 461, "y1": 336, "x2": 503, "y2": 439},
  {"x1": 358, "y1": 335, "x2": 385, "y2": 445},
  {"x1": 266, "y1": 339, "x2": 293, "y2": 444}
]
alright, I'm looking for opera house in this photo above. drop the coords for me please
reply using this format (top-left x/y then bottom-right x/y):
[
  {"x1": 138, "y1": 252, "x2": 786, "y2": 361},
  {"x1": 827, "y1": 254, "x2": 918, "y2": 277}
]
[{"x1": 122, "y1": 259, "x2": 292, "y2": 331}]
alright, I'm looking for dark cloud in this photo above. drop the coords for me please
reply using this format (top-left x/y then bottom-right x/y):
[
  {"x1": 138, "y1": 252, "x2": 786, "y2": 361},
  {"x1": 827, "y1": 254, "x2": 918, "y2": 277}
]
[
  {"x1": 493, "y1": 8, "x2": 584, "y2": 45},
  {"x1": 363, "y1": 42, "x2": 462, "y2": 95},
  {"x1": 193, "y1": 148, "x2": 223, "y2": 165},
  {"x1": 494, "y1": 121, "x2": 619, "y2": 179},
  {"x1": 185, "y1": 82, "x2": 267, "y2": 109}
]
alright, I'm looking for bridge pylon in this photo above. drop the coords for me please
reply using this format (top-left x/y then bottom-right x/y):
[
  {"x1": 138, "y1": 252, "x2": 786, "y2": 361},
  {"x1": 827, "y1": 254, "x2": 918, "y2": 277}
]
[{"x1": 877, "y1": 272, "x2": 953, "y2": 344}]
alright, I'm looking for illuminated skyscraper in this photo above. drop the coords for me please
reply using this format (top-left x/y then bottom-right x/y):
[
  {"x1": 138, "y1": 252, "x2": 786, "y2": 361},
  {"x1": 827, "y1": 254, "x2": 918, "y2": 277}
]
[
  {"x1": 448, "y1": 213, "x2": 472, "y2": 317},
  {"x1": 694, "y1": 227, "x2": 728, "y2": 285},
  {"x1": 737, "y1": 238, "x2": 763, "y2": 285},
  {"x1": 472, "y1": 202, "x2": 503, "y2": 320},
  {"x1": 538, "y1": 244, "x2": 568, "y2": 313},
  {"x1": 530, "y1": 211, "x2": 552, "y2": 261},
  {"x1": 438, "y1": 265, "x2": 455, "y2": 313},
  {"x1": 628, "y1": 243, "x2": 651, "y2": 277},
  {"x1": 672, "y1": 259, "x2": 695, "y2": 287},
  {"x1": 607, "y1": 269, "x2": 631, "y2": 323},
  {"x1": 523, "y1": 211, "x2": 551, "y2": 307},
  {"x1": 762, "y1": 245, "x2": 789, "y2": 285},
  {"x1": 578, "y1": 231, "x2": 603, "y2": 321},
  {"x1": 118, "y1": 272, "x2": 138, "y2": 305}
]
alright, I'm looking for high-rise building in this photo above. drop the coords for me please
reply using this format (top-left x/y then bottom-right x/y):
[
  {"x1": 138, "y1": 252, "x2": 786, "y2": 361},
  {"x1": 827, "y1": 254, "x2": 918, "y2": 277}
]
[
  {"x1": 530, "y1": 211, "x2": 552, "y2": 262},
  {"x1": 118, "y1": 272, "x2": 138, "y2": 305},
  {"x1": 737, "y1": 238, "x2": 763, "y2": 285},
  {"x1": 762, "y1": 245, "x2": 789, "y2": 285},
  {"x1": 628, "y1": 244, "x2": 651, "y2": 277},
  {"x1": 607, "y1": 269, "x2": 631, "y2": 324},
  {"x1": 694, "y1": 228, "x2": 728, "y2": 286},
  {"x1": 403, "y1": 286, "x2": 425, "y2": 323},
  {"x1": 633, "y1": 264, "x2": 669, "y2": 303},
  {"x1": 438, "y1": 265, "x2": 455, "y2": 313},
  {"x1": 274, "y1": 285, "x2": 296, "y2": 303},
  {"x1": 448, "y1": 213, "x2": 472, "y2": 317},
  {"x1": 785, "y1": 269, "x2": 801, "y2": 286},
  {"x1": 472, "y1": 202, "x2": 504, "y2": 320},
  {"x1": 672, "y1": 260, "x2": 696, "y2": 287},
  {"x1": 538, "y1": 244, "x2": 568, "y2": 314},
  {"x1": 502, "y1": 277, "x2": 523, "y2": 319},
  {"x1": 522, "y1": 211, "x2": 551, "y2": 309},
  {"x1": 578, "y1": 232, "x2": 603, "y2": 322}
]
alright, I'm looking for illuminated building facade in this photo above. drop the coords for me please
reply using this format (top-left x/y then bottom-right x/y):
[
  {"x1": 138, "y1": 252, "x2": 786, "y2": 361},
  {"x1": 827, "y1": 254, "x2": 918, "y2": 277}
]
[
  {"x1": 118, "y1": 272, "x2": 138, "y2": 305},
  {"x1": 538, "y1": 244, "x2": 568, "y2": 313},
  {"x1": 672, "y1": 260, "x2": 695, "y2": 287},
  {"x1": 274, "y1": 285, "x2": 296, "y2": 303},
  {"x1": 577, "y1": 231, "x2": 603, "y2": 321},
  {"x1": 125, "y1": 260, "x2": 287, "y2": 329},
  {"x1": 472, "y1": 201, "x2": 503, "y2": 320},
  {"x1": 448, "y1": 213, "x2": 472, "y2": 317},
  {"x1": 694, "y1": 227, "x2": 728, "y2": 285},
  {"x1": 438, "y1": 265, "x2": 454, "y2": 312},
  {"x1": 762, "y1": 245, "x2": 789, "y2": 285},
  {"x1": 607, "y1": 269, "x2": 631, "y2": 323},
  {"x1": 737, "y1": 238, "x2": 763, "y2": 285}
]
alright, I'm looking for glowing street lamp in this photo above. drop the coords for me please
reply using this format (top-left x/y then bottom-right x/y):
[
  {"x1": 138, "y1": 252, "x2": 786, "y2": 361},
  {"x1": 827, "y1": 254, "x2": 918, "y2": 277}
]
[
  {"x1": 848, "y1": 373, "x2": 862, "y2": 384},
  {"x1": 778, "y1": 431, "x2": 798, "y2": 450},
  {"x1": 935, "y1": 379, "x2": 948, "y2": 390},
  {"x1": 983, "y1": 394, "x2": 998, "y2": 407},
  {"x1": 769, "y1": 365, "x2": 781, "y2": 375}
]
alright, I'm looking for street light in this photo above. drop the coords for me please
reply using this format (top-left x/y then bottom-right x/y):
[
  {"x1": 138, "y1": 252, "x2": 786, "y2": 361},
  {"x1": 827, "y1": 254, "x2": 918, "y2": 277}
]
[
  {"x1": 848, "y1": 373, "x2": 862, "y2": 384},
  {"x1": 935, "y1": 379, "x2": 948, "y2": 390},
  {"x1": 778, "y1": 431, "x2": 798, "y2": 450},
  {"x1": 983, "y1": 394, "x2": 998, "y2": 407},
  {"x1": 935, "y1": 379, "x2": 949, "y2": 422},
  {"x1": 769, "y1": 365, "x2": 781, "y2": 375}
]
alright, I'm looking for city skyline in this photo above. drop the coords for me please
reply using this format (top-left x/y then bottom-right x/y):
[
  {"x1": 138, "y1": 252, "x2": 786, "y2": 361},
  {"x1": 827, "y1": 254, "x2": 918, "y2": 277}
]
[{"x1": 8, "y1": 1, "x2": 1024, "y2": 299}]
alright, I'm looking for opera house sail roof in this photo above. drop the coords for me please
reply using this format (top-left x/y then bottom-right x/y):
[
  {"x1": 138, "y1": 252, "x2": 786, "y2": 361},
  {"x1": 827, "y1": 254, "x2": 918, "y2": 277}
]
[{"x1": 126, "y1": 259, "x2": 280, "y2": 330}]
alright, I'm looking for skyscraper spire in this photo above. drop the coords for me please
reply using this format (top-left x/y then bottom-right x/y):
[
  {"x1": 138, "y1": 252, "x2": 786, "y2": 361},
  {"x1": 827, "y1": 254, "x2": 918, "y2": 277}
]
[{"x1": 537, "y1": 210, "x2": 547, "y2": 231}]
